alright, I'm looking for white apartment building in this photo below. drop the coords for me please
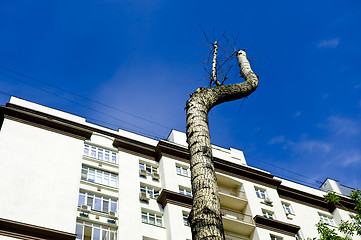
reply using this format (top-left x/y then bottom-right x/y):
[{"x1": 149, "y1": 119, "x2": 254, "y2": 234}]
[{"x1": 0, "y1": 96, "x2": 359, "y2": 240}]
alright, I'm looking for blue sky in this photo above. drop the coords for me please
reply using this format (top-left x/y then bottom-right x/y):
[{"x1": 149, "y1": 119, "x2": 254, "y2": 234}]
[{"x1": 0, "y1": 0, "x2": 360, "y2": 189}]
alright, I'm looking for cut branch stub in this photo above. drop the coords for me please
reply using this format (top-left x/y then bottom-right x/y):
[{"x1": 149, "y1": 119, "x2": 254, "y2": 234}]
[{"x1": 212, "y1": 41, "x2": 221, "y2": 86}]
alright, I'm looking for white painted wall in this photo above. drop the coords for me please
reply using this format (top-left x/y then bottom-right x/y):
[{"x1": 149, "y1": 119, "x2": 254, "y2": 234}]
[
  {"x1": 117, "y1": 150, "x2": 143, "y2": 240},
  {"x1": 253, "y1": 228, "x2": 295, "y2": 240},
  {"x1": 0, "y1": 118, "x2": 83, "y2": 234},
  {"x1": 163, "y1": 204, "x2": 191, "y2": 240}
]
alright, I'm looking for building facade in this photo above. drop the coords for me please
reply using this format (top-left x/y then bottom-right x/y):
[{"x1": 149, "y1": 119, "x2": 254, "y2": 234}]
[{"x1": 0, "y1": 96, "x2": 359, "y2": 240}]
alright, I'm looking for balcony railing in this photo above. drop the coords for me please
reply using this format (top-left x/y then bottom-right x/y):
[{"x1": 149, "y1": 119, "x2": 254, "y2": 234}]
[
  {"x1": 221, "y1": 208, "x2": 254, "y2": 225},
  {"x1": 225, "y1": 232, "x2": 249, "y2": 240},
  {"x1": 218, "y1": 186, "x2": 248, "y2": 211},
  {"x1": 221, "y1": 208, "x2": 255, "y2": 236},
  {"x1": 218, "y1": 186, "x2": 246, "y2": 199}
]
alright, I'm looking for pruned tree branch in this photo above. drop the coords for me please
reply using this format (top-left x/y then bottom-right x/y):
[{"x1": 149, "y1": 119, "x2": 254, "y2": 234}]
[
  {"x1": 212, "y1": 41, "x2": 221, "y2": 86},
  {"x1": 186, "y1": 48, "x2": 258, "y2": 240}
]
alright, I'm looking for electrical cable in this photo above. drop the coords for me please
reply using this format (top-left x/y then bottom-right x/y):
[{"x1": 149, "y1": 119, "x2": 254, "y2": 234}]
[
  {"x1": 0, "y1": 73, "x2": 163, "y2": 139},
  {"x1": 0, "y1": 65, "x2": 172, "y2": 130},
  {"x1": 245, "y1": 153, "x2": 324, "y2": 186}
]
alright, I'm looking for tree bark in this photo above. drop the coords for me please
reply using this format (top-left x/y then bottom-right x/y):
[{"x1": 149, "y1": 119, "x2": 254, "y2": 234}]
[{"x1": 186, "y1": 50, "x2": 258, "y2": 240}]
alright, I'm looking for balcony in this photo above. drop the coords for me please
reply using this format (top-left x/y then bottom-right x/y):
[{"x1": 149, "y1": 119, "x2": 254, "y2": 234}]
[
  {"x1": 221, "y1": 208, "x2": 255, "y2": 236},
  {"x1": 225, "y1": 231, "x2": 249, "y2": 240},
  {"x1": 218, "y1": 186, "x2": 247, "y2": 211}
]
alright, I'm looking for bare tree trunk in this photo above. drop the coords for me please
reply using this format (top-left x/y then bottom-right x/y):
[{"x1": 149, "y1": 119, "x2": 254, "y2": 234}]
[{"x1": 186, "y1": 50, "x2": 258, "y2": 240}]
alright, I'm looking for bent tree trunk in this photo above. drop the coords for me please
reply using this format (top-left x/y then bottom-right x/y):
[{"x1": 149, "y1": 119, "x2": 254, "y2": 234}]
[{"x1": 186, "y1": 50, "x2": 258, "y2": 239}]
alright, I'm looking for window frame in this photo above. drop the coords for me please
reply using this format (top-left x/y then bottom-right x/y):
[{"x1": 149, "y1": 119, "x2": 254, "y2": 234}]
[
  {"x1": 141, "y1": 210, "x2": 163, "y2": 227},
  {"x1": 81, "y1": 166, "x2": 118, "y2": 188},
  {"x1": 282, "y1": 202, "x2": 293, "y2": 215},
  {"x1": 179, "y1": 186, "x2": 192, "y2": 197},
  {"x1": 139, "y1": 162, "x2": 158, "y2": 174},
  {"x1": 140, "y1": 184, "x2": 160, "y2": 199},
  {"x1": 350, "y1": 214, "x2": 357, "y2": 223},
  {"x1": 83, "y1": 144, "x2": 118, "y2": 164},
  {"x1": 183, "y1": 212, "x2": 190, "y2": 227},
  {"x1": 262, "y1": 209, "x2": 275, "y2": 220},
  {"x1": 319, "y1": 213, "x2": 335, "y2": 226},
  {"x1": 295, "y1": 230, "x2": 303, "y2": 239},
  {"x1": 255, "y1": 187, "x2": 266, "y2": 199},
  {"x1": 176, "y1": 164, "x2": 190, "y2": 177},
  {"x1": 78, "y1": 190, "x2": 118, "y2": 213},
  {"x1": 75, "y1": 221, "x2": 117, "y2": 240},
  {"x1": 270, "y1": 235, "x2": 283, "y2": 240}
]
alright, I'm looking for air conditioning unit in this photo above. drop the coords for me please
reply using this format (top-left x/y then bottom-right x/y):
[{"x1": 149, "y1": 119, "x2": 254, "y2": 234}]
[
  {"x1": 139, "y1": 192, "x2": 150, "y2": 201},
  {"x1": 152, "y1": 172, "x2": 160, "y2": 180},
  {"x1": 80, "y1": 205, "x2": 90, "y2": 216},
  {"x1": 139, "y1": 169, "x2": 147, "y2": 177},
  {"x1": 264, "y1": 197, "x2": 273, "y2": 204},
  {"x1": 80, "y1": 204, "x2": 90, "y2": 212},
  {"x1": 108, "y1": 211, "x2": 118, "y2": 220}
]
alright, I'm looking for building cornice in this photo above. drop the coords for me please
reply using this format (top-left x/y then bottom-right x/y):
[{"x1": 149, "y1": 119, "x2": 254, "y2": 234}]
[
  {"x1": 0, "y1": 218, "x2": 76, "y2": 240},
  {"x1": 155, "y1": 140, "x2": 190, "y2": 161},
  {"x1": 278, "y1": 185, "x2": 335, "y2": 212},
  {"x1": 253, "y1": 215, "x2": 300, "y2": 236},
  {"x1": 214, "y1": 158, "x2": 282, "y2": 188},
  {"x1": 113, "y1": 136, "x2": 156, "y2": 159},
  {"x1": 157, "y1": 189, "x2": 192, "y2": 209},
  {"x1": 0, "y1": 105, "x2": 92, "y2": 140}
]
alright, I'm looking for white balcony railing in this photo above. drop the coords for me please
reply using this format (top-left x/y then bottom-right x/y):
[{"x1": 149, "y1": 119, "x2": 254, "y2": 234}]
[
  {"x1": 218, "y1": 186, "x2": 246, "y2": 199},
  {"x1": 225, "y1": 232, "x2": 249, "y2": 240},
  {"x1": 221, "y1": 208, "x2": 254, "y2": 225}
]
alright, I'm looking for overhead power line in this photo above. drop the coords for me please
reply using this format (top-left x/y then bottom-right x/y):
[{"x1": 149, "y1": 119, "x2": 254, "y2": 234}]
[
  {"x1": 245, "y1": 153, "x2": 324, "y2": 186},
  {"x1": 0, "y1": 72, "x2": 163, "y2": 139},
  {"x1": 0, "y1": 65, "x2": 172, "y2": 130}
]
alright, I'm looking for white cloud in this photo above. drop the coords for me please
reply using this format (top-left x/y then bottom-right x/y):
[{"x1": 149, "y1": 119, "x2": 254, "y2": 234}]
[
  {"x1": 269, "y1": 135, "x2": 331, "y2": 154},
  {"x1": 332, "y1": 149, "x2": 361, "y2": 167},
  {"x1": 317, "y1": 38, "x2": 340, "y2": 48},
  {"x1": 294, "y1": 139, "x2": 332, "y2": 154},
  {"x1": 320, "y1": 116, "x2": 359, "y2": 136},
  {"x1": 268, "y1": 135, "x2": 285, "y2": 144}
]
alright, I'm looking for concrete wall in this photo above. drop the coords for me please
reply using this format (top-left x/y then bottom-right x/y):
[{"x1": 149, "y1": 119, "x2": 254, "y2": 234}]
[{"x1": 0, "y1": 118, "x2": 83, "y2": 234}]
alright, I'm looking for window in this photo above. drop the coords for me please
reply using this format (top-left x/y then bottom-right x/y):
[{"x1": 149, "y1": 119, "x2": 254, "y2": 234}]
[
  {"x1": 295, "y1": 230, "x2": 303, "y2": 239},
  {"x1": 183, "y1": 212, "x2": 190, "y2": 226},
  {"x1": 282, "y1": 202, "x2": 293, "y2": 215},
  {"x1": 81, "y1": 166, "x2": 118, "y2": 188},
  {"x1": 139, "y1": 162, "x2": 158, "y2": 174},
  {"x1": 84, "y1": 144, "x2": 118, "y2": 164},
  {"x1": 75, "y1": 221, "x2": 117, "y2": 240},
  {"x1": 140, "y1": 185, "x2": 160, "y2": 199},
  {"x1": 78, "y1": 191, "x2": 118, "y2": 213},
  {"x1": 176, "y1": 165, "x2": 190, "y2": 177},
  {"x1": 350, "y1": 215, "x2": 357, "y2": 223},
  {"x1": 270, "y1": 235, "x2": 282, "y2": 240},
  {"x1": 141, "y1": 210, "x2": 163, "y2": 227},
  {"x1": 319, "y1": 213, "x2": 334, "y2": 226},
  {"x1": 255, "y1": 187, "x2": 266, "y2": 199},
  {"x1": 179, "y1": 186, "x2": 192, "y2": 197},
  {"x1": 262, "y1": 209, "x2": 274, "y2": 219}
]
